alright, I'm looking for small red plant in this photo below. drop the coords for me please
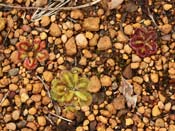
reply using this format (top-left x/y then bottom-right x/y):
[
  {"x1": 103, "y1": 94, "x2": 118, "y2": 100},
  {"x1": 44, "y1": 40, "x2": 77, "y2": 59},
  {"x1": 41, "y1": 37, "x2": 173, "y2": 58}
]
[
  {"x1": 16, "y1": 38, "x2": 48, "y2": 70},
  {"x1": 129, "y1": 27, "x2": 158, "y2": 58}
]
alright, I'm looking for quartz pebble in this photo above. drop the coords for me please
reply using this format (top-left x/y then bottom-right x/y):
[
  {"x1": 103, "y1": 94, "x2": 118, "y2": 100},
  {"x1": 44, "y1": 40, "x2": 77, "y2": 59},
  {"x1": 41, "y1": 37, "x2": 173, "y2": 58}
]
[
  {"x1": 125, "y1": 118, "x2": 134, "y2": 126},
  {"x1": 75, "y1": 33, "x2": 88, "y2": 48},
  {"x1": 40, "y1": 16, "x2": 50, "y2": 27},
  {"x1": 12, "y1": 110, "x2": 20, "y2": 120}
]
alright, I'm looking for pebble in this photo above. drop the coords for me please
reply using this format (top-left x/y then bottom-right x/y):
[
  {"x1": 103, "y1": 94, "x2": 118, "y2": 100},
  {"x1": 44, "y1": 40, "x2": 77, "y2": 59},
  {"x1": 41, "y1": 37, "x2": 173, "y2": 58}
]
[
  {"x1": 40, "y1": 16, "x2": 50, "y2": 27},
  {"x1": 70, "y1": 9, "x2": 84, "y2": 19},
  {"x1": 33, "y1": 0, "x2": 47, "y2": 7},
  {"x1": 12, "y1": 110, "x2": 20, "y2": 120},
  {"x1": 155, "y1": 118, "x2": 165, "y2": 127},
  {"x1": 124, "y1": 45, "x2": 132, "y2": 54},
  {"x1": 79, "y1": 56, "x2": 87, "y2": 66},
  {"x1": 9, "y1": 84, "x2": 18, "y2": 91},
  {"x1": 6, "y1": 122, "x2": 16, "y2": 130},
  {"x1": 131, "y1": 62, "x2": 140, "y2": 69},
  {"x1": 17, "y1": 120, "x2": 26, "y2": 129},
  {"x1": 88, "y1": 75, "x2": 101, "y2": 93},
  {"x1": 49, "y1": 23, "x2": 61, "y2": 37},
  {"x1": 0, "y1": 17, "x2": 6, "y2": 31},
  {"x1": 159, "y1": 24, "x2": 172, "y2": 34},
  {"x1": 32, "y1": 83, "x2": 43, "y2": 94},
  {"x1": 98, "y1": 116, "x2": 108, "y2": 124},
  {"x1": 43, "y1": 71, "x2": 53, "y2": 82},
  {"x1": 124, "y1": 25, "x2": 133, "y2": 35},
  {"x1": 152, "y1": 105, "x2": 161, "y2": 117},
  {"x1": 158, "y1": 92, "x2": 166, "y2": 103},
  {"x1": 100, "y1": 75, "x2": 112, "y2": 87},
  {"x1": 97, "y1": 36, "x2": 112, "y2": 50},
  {"x1": 8, "y1": 68, "x2": 19, "y2": 76},
  {"x1": 117, "y1": 31, "x2": 129, "y2": 42},
  {"x1": 132, "y1": 54, "x2": 141, "y2": 62},
  {"x1": 133, "y1": 82, "x2": 142, "y2": 95},
  {"x1": 65, "y1": 37, "x2": 77, "y2": 56},
  {"x1": 75, "y1": 33, "x2": 88, "y2": 48},
  {"x1": 125, "y1": 118, "x2": 134, "y2": 126},
  {"x1": 164, "y1": 102, "x2": 171, "y2": 112},
  {"x1": 163, "y1": 4, "x2": 172, "y2": 11},
  {"x1": 28, "y1": 107, "x2": 37, "y2": 115},
  {"x1": 83, "y1": 17, "x2": 100, "y2": 31},
  {"x1": 37, "y1": 116, "x2": 46, "y2": 126},
  {"x1": 40, "y1": 32, "x2": 47, "y2": 40},
  {"x1": 137, "y1": 106, "x2": 145, "y2": 114},
  {"x1": 20, "y1": 93, "x2": 29, "y2": 103},
  {"x1": 1, "y1": 99, "x2": 10, "y2": 107},
  {"x1": 150, "y1": 73, "x2": 159, "y2": 83},
  {"x1": 112, "y1": 95, "x2": 125, "y2": 110},
  {"x1": 114, "y1": 42, "x2": 123, "y2": 49}
]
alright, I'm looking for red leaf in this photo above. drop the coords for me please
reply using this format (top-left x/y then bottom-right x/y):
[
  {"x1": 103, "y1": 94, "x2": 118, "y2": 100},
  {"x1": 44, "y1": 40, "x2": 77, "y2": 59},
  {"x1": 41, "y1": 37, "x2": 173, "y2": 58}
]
[{"x1": 23, "y1": 58, "x2": 38, "y2": 70}]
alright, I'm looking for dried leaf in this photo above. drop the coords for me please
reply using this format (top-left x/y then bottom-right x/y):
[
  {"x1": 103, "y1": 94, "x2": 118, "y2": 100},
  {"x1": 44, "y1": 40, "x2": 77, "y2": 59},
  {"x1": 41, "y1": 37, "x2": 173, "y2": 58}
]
[{"x1": 119, "y1": 77, "x2": 137, "y2": 108}]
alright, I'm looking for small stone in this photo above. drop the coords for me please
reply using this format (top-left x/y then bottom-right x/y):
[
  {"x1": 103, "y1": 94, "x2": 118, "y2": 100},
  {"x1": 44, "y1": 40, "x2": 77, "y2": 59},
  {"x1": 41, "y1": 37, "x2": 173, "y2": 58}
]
[
  {"x1": 131, "y1": 62, "x2": 140, "y2": 69},
  {"x1": 124, "y1": 25, "x2": 133, "y2": 35},
  {"x1": 33, "y1": 0, "x2": 47, "y2": 7},
  {"x1": 137, "y1": 106, "x2": 145, "y2": 114},
  {"x1": 0, "y1": 17, "x2": 6, "y2": 31},
  {"x1": 150, "y1": 73, "x2": 159, "y2": 83},
  {"x1": 37, "y1": 116, "x2": 46, "y2": 126},
  {"x1": 6, "y1": 122, "x2": 16, "y2": 130},
  {"x1": 112, "y1": 95, "x2": 125, "y2": 110},
  {"x1": 79, "y1": 56, "x2": 87, "y2": 66},
  {"x1": 155, "y1": 118, "x2": 165, "y2": 127},
  {"x1": 75, "y1": 33, "x2": 88, "y2": 48},
  {"x1": 159, "y1": 24, "x2": 172, "y2": 34},
  {"x1": 9, "y1": 84, "x2": 18, "y2": 91},
  {"x1": 10, "y1": 51, "x2": 20, "y2": 64},
  {"x1": 117, "y1": 31, "x2": 129, "y2": 42},
  {"x1": 98, "y1": 116, "x2": 108, "y2": 124},
  {"x1": 32, "y1": 83, "x2": 43, "y2": 94},
  {"x1": 20, "y1": 93, "x2": 29, "y2": 103},
  {"x1": 125, "y1": 118, "x2": 134, "y2": 126},
  {"x1": 88, "y1": 76, "x2": 101, "y2": 93},
  {"x1": 132, "y1": 54, "x2": 141, "y2": 62},
  {"x1": 65, "y1": 37, "x2": 77, "y2": 56},
  {"x1": 42, "y1": 96, "x2": 51, "y2": 105},
  {"x1": 1, "y1": 99, "x2": 10, "y2": 107},
  {"x1": 100, "y1": 75, "x2": 112, "y2": 87},
  {"x1": 70, "y1": 9, "x2": 84, "y2": 19},
  {"x1": 28, "y1": 107, "x2": 37, "y2": 115},
  {"x1": 40, "y1": 16, "x2": 50, "y2": 27},
  {"x1": 49, "y1": 23, "x2": 61, "y2": 37},
  {"x1": 8, "y1": 68, "x2": 19, "y2": 76},
  {"x1": 152, "y1": 105, "x2": 161, "y2": 117},
  {"x1": 97, "y1": 36, "x2": 112, "y2": 50},
  {"x1": 163, "y1": 4, "x2": 172, "y2": 11},
  {"x1": 83, "y1": 17, "x2": 100, "y2": 31},
  {"x1": 124, "y1": 45, "x2": 132, "y2": 54},
  {"x1": 133, "y1": 76, "x2": 143, "y2": 84},
  {"x1": 114, "y1": 42, "x2": 123, "y2": 49},
  {"x1": 133, "y1": 82, "x2": 142, "y2": 95},
  {"x1": 40, "y1": 32, "x2": 47, "y2": 40},
  {"x1": 12, "y1": 110, "x2": 20, "y2": 120},
  {"x1": 164, "y1": 102, "x2": 171, "y2": 112},
  {"x1": 17, "y1": 120, "x2": 26, "y2": 129},
  {"x1": 85, "y1": 31, "x2": 93, "y2": 39},
  {"x1": 43, "y1": 71, "x2": 53, "y2": 82}
]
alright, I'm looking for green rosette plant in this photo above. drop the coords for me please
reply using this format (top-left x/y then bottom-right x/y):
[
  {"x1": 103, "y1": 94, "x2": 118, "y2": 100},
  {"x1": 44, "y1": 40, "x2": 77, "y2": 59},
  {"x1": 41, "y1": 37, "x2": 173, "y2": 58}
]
[{"x1": 50, "y1": 68, "x2": 92, "y2": 111}]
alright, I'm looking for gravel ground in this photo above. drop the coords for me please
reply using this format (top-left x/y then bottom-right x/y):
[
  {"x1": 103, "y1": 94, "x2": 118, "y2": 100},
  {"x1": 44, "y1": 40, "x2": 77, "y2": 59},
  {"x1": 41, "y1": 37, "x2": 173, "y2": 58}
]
[{"x1": 0, "y1": 0, "x2": 175, "y2": 131}]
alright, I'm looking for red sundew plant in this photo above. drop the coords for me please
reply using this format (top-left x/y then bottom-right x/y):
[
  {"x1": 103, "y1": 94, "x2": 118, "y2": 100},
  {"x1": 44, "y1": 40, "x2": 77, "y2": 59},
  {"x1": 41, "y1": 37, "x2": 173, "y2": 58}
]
[
  {"x1": 129, "y1": 27, "x2": 158, "y2": 58},
  {"x1": 16, "y1": 38, "x2": 48, "y2": 70}
]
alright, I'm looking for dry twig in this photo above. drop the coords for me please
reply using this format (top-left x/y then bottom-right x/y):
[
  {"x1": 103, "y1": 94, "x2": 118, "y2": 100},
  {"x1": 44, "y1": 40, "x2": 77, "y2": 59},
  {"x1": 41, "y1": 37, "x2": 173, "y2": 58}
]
[{"x1": 49, "y1": 112, "x2": 73, "y2": 122}]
